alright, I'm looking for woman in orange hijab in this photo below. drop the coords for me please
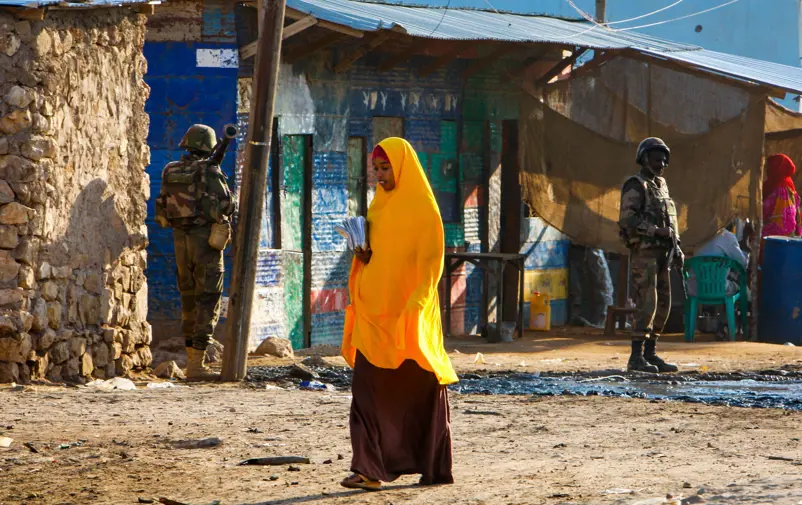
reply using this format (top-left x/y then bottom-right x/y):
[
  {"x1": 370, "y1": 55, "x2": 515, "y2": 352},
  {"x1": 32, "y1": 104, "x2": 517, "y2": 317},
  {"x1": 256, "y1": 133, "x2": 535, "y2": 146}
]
[{"x1": 340, "y1": 137, "x2": 458, "y2": 491}]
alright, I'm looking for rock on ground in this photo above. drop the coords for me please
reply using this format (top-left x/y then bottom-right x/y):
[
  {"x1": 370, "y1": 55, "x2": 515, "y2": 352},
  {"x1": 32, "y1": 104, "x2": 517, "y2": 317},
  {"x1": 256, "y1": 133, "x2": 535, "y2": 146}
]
[
  {"x1": 301, "y1": 356, "x2": 329, "y2": 367},
  {"x1": 253, "y1": 337, "x2": 294, "y2": 359},
  {"x1": 205, "y1": 339, "x2": 224, "y2": 364},
  {"x1": 288, "y1": 363, "x2": 318, "y2": 381},
  {"x1": 153, "y1": 360, "x2": 185, "y2": 380}
]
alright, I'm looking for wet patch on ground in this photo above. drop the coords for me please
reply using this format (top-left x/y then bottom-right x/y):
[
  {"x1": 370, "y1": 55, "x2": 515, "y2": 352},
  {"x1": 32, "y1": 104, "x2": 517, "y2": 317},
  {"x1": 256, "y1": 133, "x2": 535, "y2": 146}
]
[
  {"x1": 246, "y1": 364, "x2": 354, "y2": 389},
  {"x1": 456, "y1": 373, "x2": 802, "y2": 410},
  {"x1": 244, "y1": 365, "x2": 802, "y2": 410}
]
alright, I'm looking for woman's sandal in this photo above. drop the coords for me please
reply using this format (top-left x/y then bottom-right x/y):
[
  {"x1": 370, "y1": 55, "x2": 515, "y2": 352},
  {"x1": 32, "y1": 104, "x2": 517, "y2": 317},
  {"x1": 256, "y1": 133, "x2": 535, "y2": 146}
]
[{"x1": 340, "y1": 473, "x2": 382, "y2": 491}]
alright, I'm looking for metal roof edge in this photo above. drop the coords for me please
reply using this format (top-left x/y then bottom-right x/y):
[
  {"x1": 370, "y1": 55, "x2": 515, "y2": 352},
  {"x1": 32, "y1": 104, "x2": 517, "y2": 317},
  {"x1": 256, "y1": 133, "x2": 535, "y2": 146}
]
[
  {"x1": 339, "y1": 0, "x2": 588, "y2": 22},
  {"x1": 285, "y1": 0, "x2": 700, "y2": 51},
  {"x1": 0, "y1": 0, "x2": 159, "y2": 8},
  {"x1": 644, "y1": 48, "x2": 802, "y2": 96},
  {"x1": 283, "y1": 0, "x2": 802, "y2": 95}
]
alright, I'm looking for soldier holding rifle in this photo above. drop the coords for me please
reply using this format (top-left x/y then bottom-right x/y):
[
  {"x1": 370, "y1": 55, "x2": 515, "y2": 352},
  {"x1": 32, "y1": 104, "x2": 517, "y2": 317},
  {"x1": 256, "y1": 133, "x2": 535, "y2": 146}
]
[
  {"x1": 155, "y1": 124, "x2": 238, "y2": 381},
  {"x1": 618, "y1": 137, "x2": 683, "y2": 374}
]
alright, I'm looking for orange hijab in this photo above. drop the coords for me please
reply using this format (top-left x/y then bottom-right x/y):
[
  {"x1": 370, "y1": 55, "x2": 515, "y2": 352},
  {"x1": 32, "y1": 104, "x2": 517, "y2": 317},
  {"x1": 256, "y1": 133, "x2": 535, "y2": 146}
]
[{"x1": 341, "y1": 138, "x2": 457, "y2": 385}]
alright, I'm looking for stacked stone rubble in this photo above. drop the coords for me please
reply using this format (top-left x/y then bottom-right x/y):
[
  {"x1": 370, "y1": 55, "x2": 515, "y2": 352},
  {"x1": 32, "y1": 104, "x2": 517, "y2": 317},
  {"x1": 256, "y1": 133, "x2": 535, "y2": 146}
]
[{"x1": 0, "y1": 9, "x2": 151, "y2": 383}]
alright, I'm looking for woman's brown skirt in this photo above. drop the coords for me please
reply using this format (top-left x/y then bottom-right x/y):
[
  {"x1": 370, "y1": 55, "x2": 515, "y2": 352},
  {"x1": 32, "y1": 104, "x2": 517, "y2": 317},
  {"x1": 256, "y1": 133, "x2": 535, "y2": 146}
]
[{"x1": 349, "y1": 351, "x2": 453, "y2": 485}]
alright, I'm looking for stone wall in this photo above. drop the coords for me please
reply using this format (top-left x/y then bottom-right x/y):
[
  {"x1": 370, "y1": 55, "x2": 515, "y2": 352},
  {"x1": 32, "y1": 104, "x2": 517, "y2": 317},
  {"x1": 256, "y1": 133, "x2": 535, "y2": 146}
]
[{"x1": 0, "y1": 8, "x2": 151, "y2": 383}]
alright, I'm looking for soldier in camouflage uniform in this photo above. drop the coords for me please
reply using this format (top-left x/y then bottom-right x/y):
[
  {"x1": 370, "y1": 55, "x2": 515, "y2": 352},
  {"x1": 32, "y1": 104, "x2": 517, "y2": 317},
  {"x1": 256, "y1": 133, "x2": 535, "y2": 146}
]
[
  {"x1": 155, "y1": 125, "x2": 236, "y2": 381},
  {"x1": 618, "y1": 137, "x2": 682, "y2": 373}
]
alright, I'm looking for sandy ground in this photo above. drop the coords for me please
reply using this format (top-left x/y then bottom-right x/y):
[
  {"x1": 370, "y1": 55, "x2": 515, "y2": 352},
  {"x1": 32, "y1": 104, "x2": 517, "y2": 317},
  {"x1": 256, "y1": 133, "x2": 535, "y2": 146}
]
[{"x1": 3, "y1": 331, "x2": 802, "y2": 505}]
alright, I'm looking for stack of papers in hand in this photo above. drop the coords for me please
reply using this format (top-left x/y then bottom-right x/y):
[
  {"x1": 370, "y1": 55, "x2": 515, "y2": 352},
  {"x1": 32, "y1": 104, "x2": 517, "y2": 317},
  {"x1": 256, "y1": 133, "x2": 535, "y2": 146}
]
[{"x1": 335, "y1": 216, "x2": 367, "y2": 251}]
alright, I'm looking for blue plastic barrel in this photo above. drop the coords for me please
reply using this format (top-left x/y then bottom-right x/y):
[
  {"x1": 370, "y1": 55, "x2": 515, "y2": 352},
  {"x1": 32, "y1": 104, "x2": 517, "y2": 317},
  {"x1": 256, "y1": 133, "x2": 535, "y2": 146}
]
[{"x1": 759, "y1": 236, "x2": 802, "y2": 344}]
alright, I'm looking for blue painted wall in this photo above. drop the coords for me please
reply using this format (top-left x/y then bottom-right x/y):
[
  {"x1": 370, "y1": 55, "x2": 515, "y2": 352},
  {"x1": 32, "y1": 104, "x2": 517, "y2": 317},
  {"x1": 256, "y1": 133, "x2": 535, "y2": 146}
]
[
  {"x1": 144, "y1": 2, "x2": 239, "y2": 340},
  {"x1": 376, "y1": 0, "x2": 801, "y2": 108}
]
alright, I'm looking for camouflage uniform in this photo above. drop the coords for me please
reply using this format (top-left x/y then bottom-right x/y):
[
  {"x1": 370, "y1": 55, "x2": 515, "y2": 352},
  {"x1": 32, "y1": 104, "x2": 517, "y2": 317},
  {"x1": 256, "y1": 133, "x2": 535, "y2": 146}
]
[
  {"x1": 155, "y1": 148, "x2": 235, "y2": 351},
  {"x1": 619, "y1": 171, "x2": 679, "y2": 340}
]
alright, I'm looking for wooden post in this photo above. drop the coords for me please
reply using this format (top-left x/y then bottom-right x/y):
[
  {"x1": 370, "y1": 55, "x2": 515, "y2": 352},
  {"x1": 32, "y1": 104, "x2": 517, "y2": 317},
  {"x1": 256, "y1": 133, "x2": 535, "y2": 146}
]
[
  {"x1": 445, "y1": 259, "x2": 452, "y2": 337},
  {"x1": 257, "y1": 0, "x2": 263, "y2": 35},
  {"x1": 480, "y1": 121, "x2": 491, "y2": 327},
  {"x1": 749, "y1": 97, "x2": 767, "y2": 341},
  {"x1": 222, "y1": 0, "x2": 286, "y2": 381},
  {"x1": 595, "y1": 0, "x2": 606, "y2": 23},
  {"x1": 617, "y1": 253, "x2": 629, "y2": 329},
  {"x1": 500, "y1": 120, "x2": 521, "y2": 325}
]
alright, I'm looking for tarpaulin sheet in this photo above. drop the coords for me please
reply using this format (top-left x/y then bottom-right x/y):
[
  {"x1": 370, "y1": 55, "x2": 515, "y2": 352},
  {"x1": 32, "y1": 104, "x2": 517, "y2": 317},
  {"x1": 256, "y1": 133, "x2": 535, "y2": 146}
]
[
  {"x1": 765, "y1": 100, "x2": 802, "y2": 191},
  {"x1": 519, "y1": 57, "x2": 765, "y2": 254}
]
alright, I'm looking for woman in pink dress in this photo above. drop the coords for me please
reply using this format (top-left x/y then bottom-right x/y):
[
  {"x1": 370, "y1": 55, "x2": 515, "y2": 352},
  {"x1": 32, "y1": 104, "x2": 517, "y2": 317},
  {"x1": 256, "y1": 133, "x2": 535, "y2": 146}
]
[{"x1": 762, "y1": 154, "x2": 802, "y2": 238}]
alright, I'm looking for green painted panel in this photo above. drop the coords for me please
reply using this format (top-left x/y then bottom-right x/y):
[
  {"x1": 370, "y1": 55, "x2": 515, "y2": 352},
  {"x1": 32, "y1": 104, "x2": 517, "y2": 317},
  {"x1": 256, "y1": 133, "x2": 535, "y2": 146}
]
[
  {"x1": 444, "y1": 222, "x2": 465, "y2": 248},
  {"x1": 280, "y1": 136, "x2": 308, "y2": 350},
  {"x1": 463, "y1": 91, "x2": 489, "y2": 121},
  {"x1": 465, "y1": 60, "x2": 521, "y2": 91},
  {"x1": 283, "y1": 252, "x2": 305, "y2": 349},
  {"x1": 461, "y1": 121, "x2": 484, "y2": 152},
  {"x1": 417, "y1": 152, "x2": 430, "y2": 178},
  {"x1": 281, "y1": 135, "x2": 306, "y2": 251},
  {"x1": 347, "y1": 137, "x2": 365, "y2": 217},
  {"x1": 282, "y1": 193, "x2": 303, "y2": 251},
  {"x1": 440, "y1": 121, "x2": 457, "y2": 155},
  {"x1": 463, "y1": 88, "x2": 520, "y2": 122},
  {"x1": 428, "y1": 120, "x2": 458, "y2": 194},
  {"x1": 493, "y1": 92, "x2": 521, "y2": 119},
  {"x1": 460, "y1": 152, "x2": 483, "y2": 183},
  {"x1": 283, "y1": 136, "x2": 305, "y2": 193},
  {"x1": 429, "y1": 154, "x2": 457, "y2": 193}
]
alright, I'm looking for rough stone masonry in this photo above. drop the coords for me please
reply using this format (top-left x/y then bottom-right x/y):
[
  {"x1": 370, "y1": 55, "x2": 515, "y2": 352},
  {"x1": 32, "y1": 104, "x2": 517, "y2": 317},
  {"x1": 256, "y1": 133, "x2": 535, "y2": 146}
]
[{"x1": 0, "y1": 8, "x2": 151, "y2": 383}]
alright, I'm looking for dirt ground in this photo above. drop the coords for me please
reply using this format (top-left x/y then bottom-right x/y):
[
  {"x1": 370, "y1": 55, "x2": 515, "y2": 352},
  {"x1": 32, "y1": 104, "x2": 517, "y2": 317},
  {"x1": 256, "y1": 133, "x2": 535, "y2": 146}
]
[
  {"x1": 3, "y1": 330, "x2": 802, "y2": 505},
  {"x1": 442, "y1": 328, "x2": 802, "y2": 374}
]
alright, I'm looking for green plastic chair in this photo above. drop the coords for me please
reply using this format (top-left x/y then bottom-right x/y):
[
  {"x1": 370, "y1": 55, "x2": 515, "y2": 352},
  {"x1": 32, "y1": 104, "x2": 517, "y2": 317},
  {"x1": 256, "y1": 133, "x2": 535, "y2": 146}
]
[{"x1": 683, "y1": 256, "x2": 748, "y2": 342}]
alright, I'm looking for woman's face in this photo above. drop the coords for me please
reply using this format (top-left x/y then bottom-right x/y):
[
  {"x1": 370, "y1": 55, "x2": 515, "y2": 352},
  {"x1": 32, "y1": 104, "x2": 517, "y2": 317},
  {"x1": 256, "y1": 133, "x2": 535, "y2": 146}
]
[{"x1": 373, "y1": 156, "x2": 396, "y2": 191}]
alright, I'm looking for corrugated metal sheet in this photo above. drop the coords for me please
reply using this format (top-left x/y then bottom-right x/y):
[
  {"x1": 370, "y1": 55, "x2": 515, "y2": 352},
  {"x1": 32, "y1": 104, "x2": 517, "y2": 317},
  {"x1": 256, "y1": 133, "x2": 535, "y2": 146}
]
[
  {"x1": 642, "y1": 48, "x2": 802, "y2": 97},
  {"x1": 285, "y1": 0, "x2": 802, "y2": 94},
  {"x1": 286, "y1": 0, "x2": 697, "y2": 51},
  {"x1": 0, "y1": 0, "x2": 156, "y2": 7}
]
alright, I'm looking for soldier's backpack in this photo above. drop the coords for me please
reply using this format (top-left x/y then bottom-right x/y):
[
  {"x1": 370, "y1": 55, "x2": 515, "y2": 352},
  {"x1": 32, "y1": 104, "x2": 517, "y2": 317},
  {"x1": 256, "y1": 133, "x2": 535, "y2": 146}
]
[{"x1": 154, "y1": 159, "x2": 206, "y2": 228}]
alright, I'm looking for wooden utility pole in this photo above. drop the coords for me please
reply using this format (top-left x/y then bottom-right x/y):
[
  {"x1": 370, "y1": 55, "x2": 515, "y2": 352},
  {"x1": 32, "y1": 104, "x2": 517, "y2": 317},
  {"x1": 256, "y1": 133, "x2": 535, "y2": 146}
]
[
  {"x1": 595, "y1": 0, "x2": 606, "y2": 23},
  {"x1": 222, "y1": 0, "x2": 286, "y2": 381},
  {"x1": 749, "y1": 98, "x2": 767, "y2": 341}
]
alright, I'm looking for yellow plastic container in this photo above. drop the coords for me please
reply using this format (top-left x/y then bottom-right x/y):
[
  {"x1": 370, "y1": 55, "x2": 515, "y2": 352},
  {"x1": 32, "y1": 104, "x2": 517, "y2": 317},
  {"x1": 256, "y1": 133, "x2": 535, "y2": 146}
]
[{"x1": 529, "y1": 291, "x2": 551, "y2": 331}]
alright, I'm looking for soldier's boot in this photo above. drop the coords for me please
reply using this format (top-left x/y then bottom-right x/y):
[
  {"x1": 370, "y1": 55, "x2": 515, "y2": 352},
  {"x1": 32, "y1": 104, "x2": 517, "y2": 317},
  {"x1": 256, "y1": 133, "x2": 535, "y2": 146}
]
[
  {"x1": 627, "y1": 340, "x2": 659, "y2": 373},
  {"x1": 643, "y1": 338, "x2": 678, "y2": 373},
  {"x1": 185, "y1": 347, "x2": 220, "y2": 382}
]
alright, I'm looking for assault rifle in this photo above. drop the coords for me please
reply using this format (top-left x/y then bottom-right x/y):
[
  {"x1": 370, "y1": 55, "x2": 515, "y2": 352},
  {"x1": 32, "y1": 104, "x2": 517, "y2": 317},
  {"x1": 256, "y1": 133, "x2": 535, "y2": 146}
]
[
  {"x1": 194, "y1": 123, "x2": 239, "y2": 222},
  {"x1": 667, "y1": 228, "x2": 687, "y2": 299}
]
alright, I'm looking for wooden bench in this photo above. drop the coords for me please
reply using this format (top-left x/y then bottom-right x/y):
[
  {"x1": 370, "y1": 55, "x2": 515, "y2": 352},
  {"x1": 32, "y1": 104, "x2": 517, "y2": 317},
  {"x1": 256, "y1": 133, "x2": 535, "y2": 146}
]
[{"x1": 604, "y1": 306, "x2": 636, "y2": 336}]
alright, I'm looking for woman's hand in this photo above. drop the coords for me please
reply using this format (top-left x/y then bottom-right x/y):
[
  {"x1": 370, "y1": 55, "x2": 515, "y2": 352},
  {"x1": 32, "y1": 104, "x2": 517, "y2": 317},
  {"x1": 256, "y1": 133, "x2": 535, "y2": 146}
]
[{"x1": 354, "y1": 246, "x2": 372, "y2": 265}]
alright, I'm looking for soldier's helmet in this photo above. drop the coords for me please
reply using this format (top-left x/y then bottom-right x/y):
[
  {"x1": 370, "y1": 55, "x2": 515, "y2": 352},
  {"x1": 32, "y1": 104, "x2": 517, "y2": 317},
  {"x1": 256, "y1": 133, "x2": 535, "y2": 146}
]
[
  {"x1": 635, "y1": 137, "x2": 670, "y2": 165},
  {"x1": 180, "y1": 124, "x2": 217, "y2": 154}
]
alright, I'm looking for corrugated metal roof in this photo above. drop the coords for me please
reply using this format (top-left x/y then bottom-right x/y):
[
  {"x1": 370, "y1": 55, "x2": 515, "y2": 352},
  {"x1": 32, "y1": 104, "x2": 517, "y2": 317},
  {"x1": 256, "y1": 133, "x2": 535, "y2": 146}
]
[
  {"x1": 286, "y1": 0, "x2": 697, "y2": 52},
  {"x1": 0, "y1": 0, "x2": 155, "y2": 8},
  {"x1": 285, "y1": 0, "x2": 802, "y2": 94},
  {"x1": 642, "y1": 48, "x2": 802, "y2": 96}
]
